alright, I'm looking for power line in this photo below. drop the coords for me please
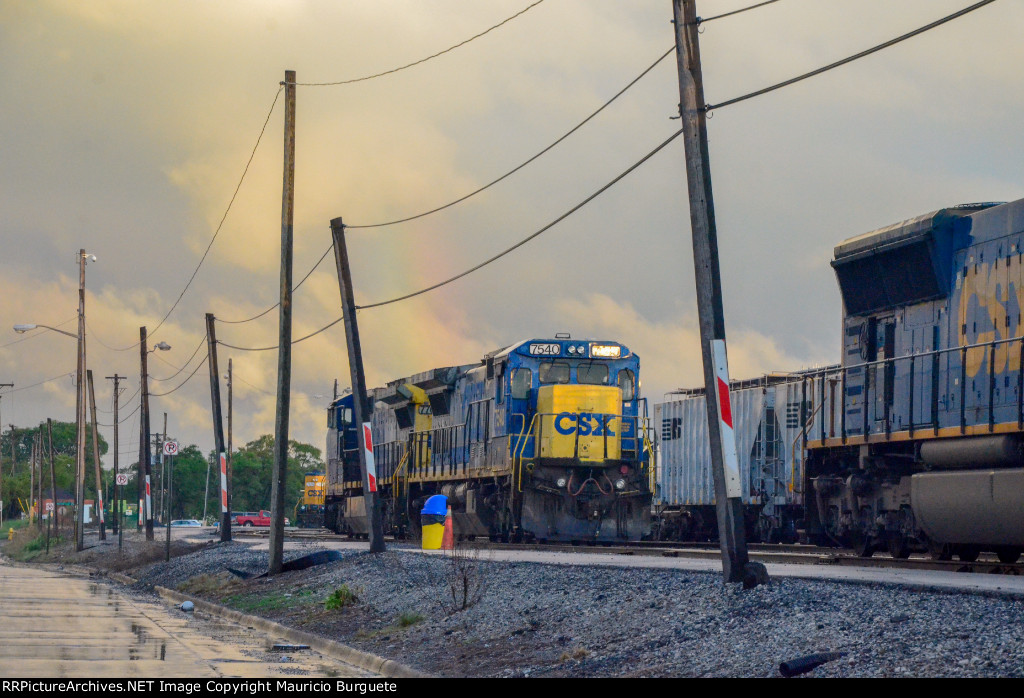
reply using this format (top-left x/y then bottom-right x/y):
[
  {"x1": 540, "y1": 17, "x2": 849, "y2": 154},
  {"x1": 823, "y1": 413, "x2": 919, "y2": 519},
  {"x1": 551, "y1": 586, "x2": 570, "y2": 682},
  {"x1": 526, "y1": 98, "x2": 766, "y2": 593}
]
[
  {"x1": 233, "y1": 373, "x2": 275, "y2": 397},
  {"x1": 218, "y1": 127, "x2": 684, "y2": 341},
  {"x1": 9, "y1": 372, "x2": 74, "y2": 393},
  {"x1": 355, "y1": 127, "x2": 685, "y2": 310},
  {"x1": 292, "y1": 0, "x2": 546, "y2": 87},
  {"x1": 215, "y1": 46, "x2": 675, "y2": 328},
  {"x1": 346, "y1": 45, "x2": 676, "y2": 230},
  {"x1": 98, "y1": 402, "x2": 141, "y2": 427},
  {"x1": 216, "y1": 315, "x2": 345, "y2": 352},
  {"x1": 215, "y1": 243, "x2": 335, "y2": 324},
  {"x1": 150, "y1": 355, "x2": 209, "y2": 397},
  {"x1": 96, "y1": 87, "x2": 283, "y2": 351},
  {"x1": 704, "y1": 0, "x2": 998, "y2": 112},
  {"x1": 149, "y1": 337, "x2": 206, "y2": 382},
  {"x1": 697, "y1": 0, "x2": 781, "y2": 24}
]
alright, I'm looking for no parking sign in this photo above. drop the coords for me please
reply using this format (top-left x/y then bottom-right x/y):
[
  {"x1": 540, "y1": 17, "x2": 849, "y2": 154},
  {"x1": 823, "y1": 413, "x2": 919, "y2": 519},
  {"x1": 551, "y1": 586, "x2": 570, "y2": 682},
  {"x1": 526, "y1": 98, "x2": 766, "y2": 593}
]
[{"x1": 162, "y1": 440, "x2": 179, "y2": 456}]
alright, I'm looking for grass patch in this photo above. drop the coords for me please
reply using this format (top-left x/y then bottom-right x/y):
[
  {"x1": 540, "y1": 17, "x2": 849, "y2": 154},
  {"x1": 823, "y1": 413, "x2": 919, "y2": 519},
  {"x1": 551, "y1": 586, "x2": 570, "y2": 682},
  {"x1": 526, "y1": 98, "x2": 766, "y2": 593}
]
[
  {"x1": 177, "y1": 572, "x2": 241, "y2": 596},
  {"x1": 397, "y1": 611, "x2": 425, "y2": 628},
  {"x1": 324, "y1": 584, "x2": 360, "y2": 611},
  {"x1": 2, "y1": 524, "x2": 62, "y2": 562},
  {"x1": 0, "y1": 518, "x2": 30, "y2": 539},
  {"x1": 560, "y1": 647, "x2": 590, "y2": 662},
  {"x1": 225, "y1": 588, "x2": 316, "y2": 614}
]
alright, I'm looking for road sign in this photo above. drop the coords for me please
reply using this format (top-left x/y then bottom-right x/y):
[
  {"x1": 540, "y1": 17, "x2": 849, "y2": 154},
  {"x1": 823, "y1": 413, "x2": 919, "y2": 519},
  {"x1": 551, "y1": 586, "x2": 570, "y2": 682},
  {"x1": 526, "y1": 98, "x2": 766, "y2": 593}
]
[
  {"x1": 116, "y1": 473, "x2": 129, "y2": 486},
  {"x1": 162, "y1": 440, "x2": 179, "y2": 456},
  {"x1": 45, "y1": 501, "x2": 54, "y2": 512}
]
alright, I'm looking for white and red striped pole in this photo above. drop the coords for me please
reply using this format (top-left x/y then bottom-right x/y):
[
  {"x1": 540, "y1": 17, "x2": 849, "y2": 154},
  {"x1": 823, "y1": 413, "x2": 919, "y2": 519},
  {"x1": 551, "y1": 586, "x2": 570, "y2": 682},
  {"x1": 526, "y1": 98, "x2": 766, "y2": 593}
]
[
  {"x1": 362, "y1": 424, "x2": 378, "y2": 493},
  {"x1": 711, "y1": 340, "x2": 743, "y2": 499}
]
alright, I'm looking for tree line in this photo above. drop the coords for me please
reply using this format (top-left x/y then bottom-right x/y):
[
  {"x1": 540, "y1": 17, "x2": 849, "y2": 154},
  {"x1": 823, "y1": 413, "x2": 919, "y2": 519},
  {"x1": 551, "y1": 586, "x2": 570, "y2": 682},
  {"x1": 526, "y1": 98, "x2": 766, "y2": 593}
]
[{"x1": 0, "y1": 422, "x2": 323, "y2": 523}]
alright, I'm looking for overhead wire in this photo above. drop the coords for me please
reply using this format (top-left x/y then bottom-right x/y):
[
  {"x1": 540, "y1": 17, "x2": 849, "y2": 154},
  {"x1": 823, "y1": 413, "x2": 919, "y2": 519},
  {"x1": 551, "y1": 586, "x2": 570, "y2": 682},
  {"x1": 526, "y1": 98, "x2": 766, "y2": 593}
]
[
  {"x1": 704, "y1": 0, "x2": 998, "y2": 112},
  {"x1": 214, "y1": 45, "x2": 676, "y2": 329},
  {"x1": 8, "y1": 372, "x2": 75, "y2": 393},
  {"x1": 291, "y1": 0, "x2": 546, "y2": 87},
  {"x1": 149, "y1": 355, "x2": 209, "y2": 397},
  {"x1": 345, "y1": 45, "x2": 676, "y2": 229},
  {"x1": 149, "y1": 337, "x2": 207, "y2": 382},
  {"x1": 697, "y1": 0, "x2": 781, "y2": 24},
  {"x1": 94, "y1": 86, "x2": 283, "y2": 351},
  {"x1": 355, "y1": 127, "x2": 685, "y2": 310},
  {"x1": 216, "y1": 315, "x2": 345, "y2": 352},
  {"x1": 215, "y1": 243, "x2": 335, "y2": 324}
]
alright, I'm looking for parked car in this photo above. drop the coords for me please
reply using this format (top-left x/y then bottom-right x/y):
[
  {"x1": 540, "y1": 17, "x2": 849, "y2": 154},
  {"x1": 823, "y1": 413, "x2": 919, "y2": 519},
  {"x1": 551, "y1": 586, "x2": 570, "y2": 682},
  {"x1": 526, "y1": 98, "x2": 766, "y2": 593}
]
[
  {"x1": 234, "y1": 511, "x2": 271, "y2": 527},
  {"x1": 170, "y1": 519, "x2": 203, "y2": 527}
]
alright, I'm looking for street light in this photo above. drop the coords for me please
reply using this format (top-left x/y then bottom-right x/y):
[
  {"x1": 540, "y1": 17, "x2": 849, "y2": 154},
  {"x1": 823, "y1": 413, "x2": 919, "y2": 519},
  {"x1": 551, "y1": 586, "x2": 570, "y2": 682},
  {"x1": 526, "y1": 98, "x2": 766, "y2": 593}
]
[{"x1": 13, "y1": 249, "x2": 95, "y2": 551}]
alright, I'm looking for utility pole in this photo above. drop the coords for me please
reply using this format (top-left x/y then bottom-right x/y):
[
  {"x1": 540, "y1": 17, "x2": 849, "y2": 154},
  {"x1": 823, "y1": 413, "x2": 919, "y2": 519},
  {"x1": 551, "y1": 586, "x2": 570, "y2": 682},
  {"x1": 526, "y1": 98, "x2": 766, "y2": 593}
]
[
  {"x1": 106, "y1": 375, "x2": 125, "y2": 549},
  {"x1": 269, "y1": 69, "x2": 297, "y2": 575},
  {"x1": 205, "y1": 313, "x2": 231, "y2": 542},
  {"x1": 159, "y1": 412, "x2": 167, "y2": 523},
  {"x1": 74, "y1": 249, "x2": 88, "y2": 551},
  {"x1": 139, "y1": 326, "x2": 154, "y2": 541},
  {"x1": 0, "y1": 387, "x2": 10, "y2": 528},
  {"x1": 47, "y1": 419, "x2": 55, "y2": 553},
  {"x1": 29, "y1": 435, "x2": 35, "y2": 526},
  {"x1": 164, "y1": 431, "x2": 173, "y2": 562},
  {"x1": 87, "y1": 370, "x2": 105, "y2": 540},
  {"x1": 331, "y1": 217, "x2": 385, "y2": 554},
  {"x1": 672, "y1": 0, "x2": 762, "y2": 586}
]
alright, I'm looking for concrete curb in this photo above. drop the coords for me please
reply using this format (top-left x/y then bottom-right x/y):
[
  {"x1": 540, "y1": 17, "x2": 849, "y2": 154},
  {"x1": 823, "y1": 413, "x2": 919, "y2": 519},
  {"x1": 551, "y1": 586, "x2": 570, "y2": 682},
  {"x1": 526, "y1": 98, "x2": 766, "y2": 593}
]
[{"x1": 153, "y1": 585, "x2": 430, "y2": 679}]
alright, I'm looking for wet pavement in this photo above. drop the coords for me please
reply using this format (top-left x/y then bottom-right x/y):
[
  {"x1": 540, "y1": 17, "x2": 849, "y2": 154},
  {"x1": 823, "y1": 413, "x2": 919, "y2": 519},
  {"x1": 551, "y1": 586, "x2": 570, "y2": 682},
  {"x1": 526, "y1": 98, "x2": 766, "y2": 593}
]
[{"x1": 0, "y1": 561, "x2": 374, "y2": 678}]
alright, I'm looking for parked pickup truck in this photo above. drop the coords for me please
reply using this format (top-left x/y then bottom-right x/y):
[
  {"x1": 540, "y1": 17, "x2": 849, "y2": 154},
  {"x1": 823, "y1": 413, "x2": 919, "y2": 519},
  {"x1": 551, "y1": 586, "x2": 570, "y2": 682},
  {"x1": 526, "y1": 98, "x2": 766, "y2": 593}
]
[
  {"x1": 234, "y1": 511, "x2": 270, "y2": 527},
  {"x1": 233, "y1": 510, "x2": 289, "y2": 527}
]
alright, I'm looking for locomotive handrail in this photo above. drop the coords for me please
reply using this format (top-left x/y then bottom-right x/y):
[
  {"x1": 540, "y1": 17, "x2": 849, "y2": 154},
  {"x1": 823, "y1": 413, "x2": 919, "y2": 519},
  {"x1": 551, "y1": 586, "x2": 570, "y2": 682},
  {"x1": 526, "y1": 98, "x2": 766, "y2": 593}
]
[
  {"x1": 513, "y1": 413, "x2": 539, "y2": 493},
  {"x1": 806, "y1": 333, "x2": 1024, "y2": 444},
  {"x1": 640, "y1": 416, "x2": 657, "y2": 493}
]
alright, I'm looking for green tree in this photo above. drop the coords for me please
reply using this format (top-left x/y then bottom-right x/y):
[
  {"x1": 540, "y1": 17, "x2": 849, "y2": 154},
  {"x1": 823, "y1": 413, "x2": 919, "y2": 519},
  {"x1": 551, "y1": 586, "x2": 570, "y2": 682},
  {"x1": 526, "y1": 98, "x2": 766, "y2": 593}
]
[
  {"x1": 229, "y1": 435, "x2": 323, "y2": 518},
  {"x1": 0, "y1": 422, "x2": 106, "y2": 520}
]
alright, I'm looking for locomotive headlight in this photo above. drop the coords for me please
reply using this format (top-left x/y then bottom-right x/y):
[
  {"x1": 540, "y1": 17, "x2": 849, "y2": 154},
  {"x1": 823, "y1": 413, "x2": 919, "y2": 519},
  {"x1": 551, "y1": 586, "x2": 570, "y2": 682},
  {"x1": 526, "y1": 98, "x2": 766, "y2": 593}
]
[
  {"x1": 556, "y1": 477, "x2": 567, "y2": 488},
  {"x1": 567, "y1": 346, "x2": 576, "y2": 354},
  {"x1": 591, "y1": 344, "x2": 621, "y2": 358},
  {"x1": 615, "y1": 478, "x2": 626, "y2": 490}
]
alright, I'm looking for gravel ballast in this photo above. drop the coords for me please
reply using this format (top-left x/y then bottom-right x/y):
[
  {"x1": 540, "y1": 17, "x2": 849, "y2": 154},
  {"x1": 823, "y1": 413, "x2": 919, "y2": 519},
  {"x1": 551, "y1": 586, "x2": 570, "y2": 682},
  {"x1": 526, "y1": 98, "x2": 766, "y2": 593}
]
[{"x1": 99, "y1": 538, "x2": 1024, "y2": 678}]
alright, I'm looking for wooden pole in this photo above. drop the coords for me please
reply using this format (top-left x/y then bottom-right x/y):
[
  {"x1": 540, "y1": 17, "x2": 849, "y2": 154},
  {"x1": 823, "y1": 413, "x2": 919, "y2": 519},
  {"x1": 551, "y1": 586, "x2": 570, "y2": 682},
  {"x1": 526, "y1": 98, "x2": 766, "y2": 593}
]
[
  {"x1": 139, "y1": 327, "x2": 154, "y2": 540},
  {"x1": 87, "y1": 370, "x2": 105, "y2": 540},
  {"x1": 672, "y1": 0, "x2": 757, "y2": 585},
  {"x1": 269, "y1": 69, "x2": 297, "y2": 575},
  {"x1": 47, "y1": 419, "x2": 55, "y2": 550},
  {"x1": 331, "y1": 217, "x2": 385, "y2": 553},
  {"x1": 106, "y1": 375, "x2": 124, "y2": 548},
  {"x1": 205, "y1": 313, "x2": 231, "y2": 542}
]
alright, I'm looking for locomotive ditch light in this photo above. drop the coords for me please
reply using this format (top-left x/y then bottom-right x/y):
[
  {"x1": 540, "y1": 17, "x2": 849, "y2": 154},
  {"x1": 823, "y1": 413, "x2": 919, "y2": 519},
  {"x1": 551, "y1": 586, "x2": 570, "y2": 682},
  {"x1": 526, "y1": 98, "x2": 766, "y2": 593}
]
[
  {"x1": 615, "y1": 479, "x2": 626, "y2": 490},
  {"x1": 591, "y1": 344, "x2": 621, "y2": 358},
  {"x1": 556, "y1": 477, "x2": 567, "y2": 488}
]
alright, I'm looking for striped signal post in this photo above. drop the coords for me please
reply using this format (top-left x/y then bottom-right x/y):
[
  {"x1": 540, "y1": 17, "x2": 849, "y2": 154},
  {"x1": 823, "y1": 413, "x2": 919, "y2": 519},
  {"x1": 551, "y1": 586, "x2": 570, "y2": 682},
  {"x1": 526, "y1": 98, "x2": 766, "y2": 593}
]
[
  {"x1": 672, "y1": 0, "x2": 762, "y2": 586},
  {"x1": 331, "y1": 217, "x2": 385, "y2": 554}
]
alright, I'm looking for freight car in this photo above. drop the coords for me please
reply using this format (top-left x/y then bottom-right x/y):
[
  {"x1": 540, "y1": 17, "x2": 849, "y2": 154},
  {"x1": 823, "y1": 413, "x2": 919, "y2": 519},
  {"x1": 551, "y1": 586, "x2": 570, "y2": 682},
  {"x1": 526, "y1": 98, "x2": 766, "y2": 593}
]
[
  {"x1": 656, "y1": 197, "x2": 1024, "y2": 562},
  {"x1": 653, "y1": 369, "x2": 835, "y2": 543},
  {"x1": 324, "y1": 337, "x2": 655, "y2": 542}
]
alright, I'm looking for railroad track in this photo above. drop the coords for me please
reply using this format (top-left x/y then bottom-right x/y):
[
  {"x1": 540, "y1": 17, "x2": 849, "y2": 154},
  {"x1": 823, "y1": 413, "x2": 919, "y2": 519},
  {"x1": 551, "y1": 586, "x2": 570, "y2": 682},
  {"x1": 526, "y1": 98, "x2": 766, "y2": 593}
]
[{"x1": 225, "y1": 527, "x2": 1024, "y2": 575}]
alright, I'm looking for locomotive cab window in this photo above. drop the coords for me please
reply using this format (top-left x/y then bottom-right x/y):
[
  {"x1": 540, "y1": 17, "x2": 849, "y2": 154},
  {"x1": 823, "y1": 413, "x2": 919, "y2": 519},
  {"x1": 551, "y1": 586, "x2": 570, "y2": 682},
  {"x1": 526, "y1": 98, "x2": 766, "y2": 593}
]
[
  {"x1": 577, "y1": 363, "x2": 609, "y2": 385},
  {"x1": 511, "y1": 368, "x2": 532, "y2": 399},
  {"x1": 618, "y1": 369, "x2": 636, "y2": 401},
  {"x1": 539, "y1": 361, "x2": 570, "y2": 384}
]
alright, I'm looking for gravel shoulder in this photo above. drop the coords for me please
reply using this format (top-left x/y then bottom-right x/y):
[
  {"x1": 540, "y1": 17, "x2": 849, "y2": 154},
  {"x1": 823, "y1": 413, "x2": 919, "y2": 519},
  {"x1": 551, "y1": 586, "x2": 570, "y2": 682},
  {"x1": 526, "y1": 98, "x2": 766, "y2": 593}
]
[{"x1": 6, "y1": 529, "x2": 1024, "y2": 677}]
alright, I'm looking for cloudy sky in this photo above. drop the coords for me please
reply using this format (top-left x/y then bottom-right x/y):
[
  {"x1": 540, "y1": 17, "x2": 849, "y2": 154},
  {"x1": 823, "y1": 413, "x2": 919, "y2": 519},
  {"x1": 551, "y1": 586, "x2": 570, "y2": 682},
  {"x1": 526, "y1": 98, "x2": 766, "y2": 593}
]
[{"x1": 1, "y1": 0, "x2": 1021, "y2": 468}]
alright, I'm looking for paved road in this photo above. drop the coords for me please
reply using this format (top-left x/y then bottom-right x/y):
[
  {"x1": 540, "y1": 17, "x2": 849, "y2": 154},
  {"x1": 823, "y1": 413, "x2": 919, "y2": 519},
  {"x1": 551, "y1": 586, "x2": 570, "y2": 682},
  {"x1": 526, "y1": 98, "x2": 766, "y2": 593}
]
[{"x1": 0, "y1": 562, "x2": 373, "y2": 678}]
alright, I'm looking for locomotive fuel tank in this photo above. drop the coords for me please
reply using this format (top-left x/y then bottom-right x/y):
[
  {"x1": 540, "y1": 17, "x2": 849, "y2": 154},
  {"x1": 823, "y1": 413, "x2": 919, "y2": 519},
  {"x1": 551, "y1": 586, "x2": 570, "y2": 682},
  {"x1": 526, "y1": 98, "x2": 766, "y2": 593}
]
[{"x1": 911, "y1": 468, "x2": 1024, "y2": 547}]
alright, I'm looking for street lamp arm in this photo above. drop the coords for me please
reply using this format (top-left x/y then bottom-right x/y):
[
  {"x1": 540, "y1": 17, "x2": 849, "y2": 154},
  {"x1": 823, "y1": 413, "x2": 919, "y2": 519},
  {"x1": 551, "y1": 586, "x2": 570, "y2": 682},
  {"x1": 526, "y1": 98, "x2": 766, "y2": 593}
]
[{"x1": 12, "y1": 324, "x2": 79, "y2": 340}]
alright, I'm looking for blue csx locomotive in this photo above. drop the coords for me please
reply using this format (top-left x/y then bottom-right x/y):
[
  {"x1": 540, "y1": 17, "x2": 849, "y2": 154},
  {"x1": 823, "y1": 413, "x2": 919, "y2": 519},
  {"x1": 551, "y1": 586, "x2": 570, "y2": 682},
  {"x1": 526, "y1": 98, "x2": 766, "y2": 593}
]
[
  {"x1": 325, "y1": 338, "x2": 655, "y2": 542},
  {"x1": 803, "y1": 198, "x2": 1024, "y2": 561}
]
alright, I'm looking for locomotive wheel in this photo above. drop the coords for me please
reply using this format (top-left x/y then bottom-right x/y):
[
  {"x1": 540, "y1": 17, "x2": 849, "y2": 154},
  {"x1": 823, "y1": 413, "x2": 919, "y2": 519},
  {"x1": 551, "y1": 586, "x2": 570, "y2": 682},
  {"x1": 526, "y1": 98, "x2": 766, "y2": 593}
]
[
  {"x1": 928, "y1": 542, "x2": 953, "y2": 561},
  {"x1": 886, "y1": 533, "x2": 911, "y2": 560},
  {"x1": 851, "y1": 532, "x2": 875, "y2": 558},
  {"x1": 957, "y1": 546, "x2": 980, "y2": 563},
  {"x1": 996, "y1": 548, "x2": 1021, "y2": 564}
]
